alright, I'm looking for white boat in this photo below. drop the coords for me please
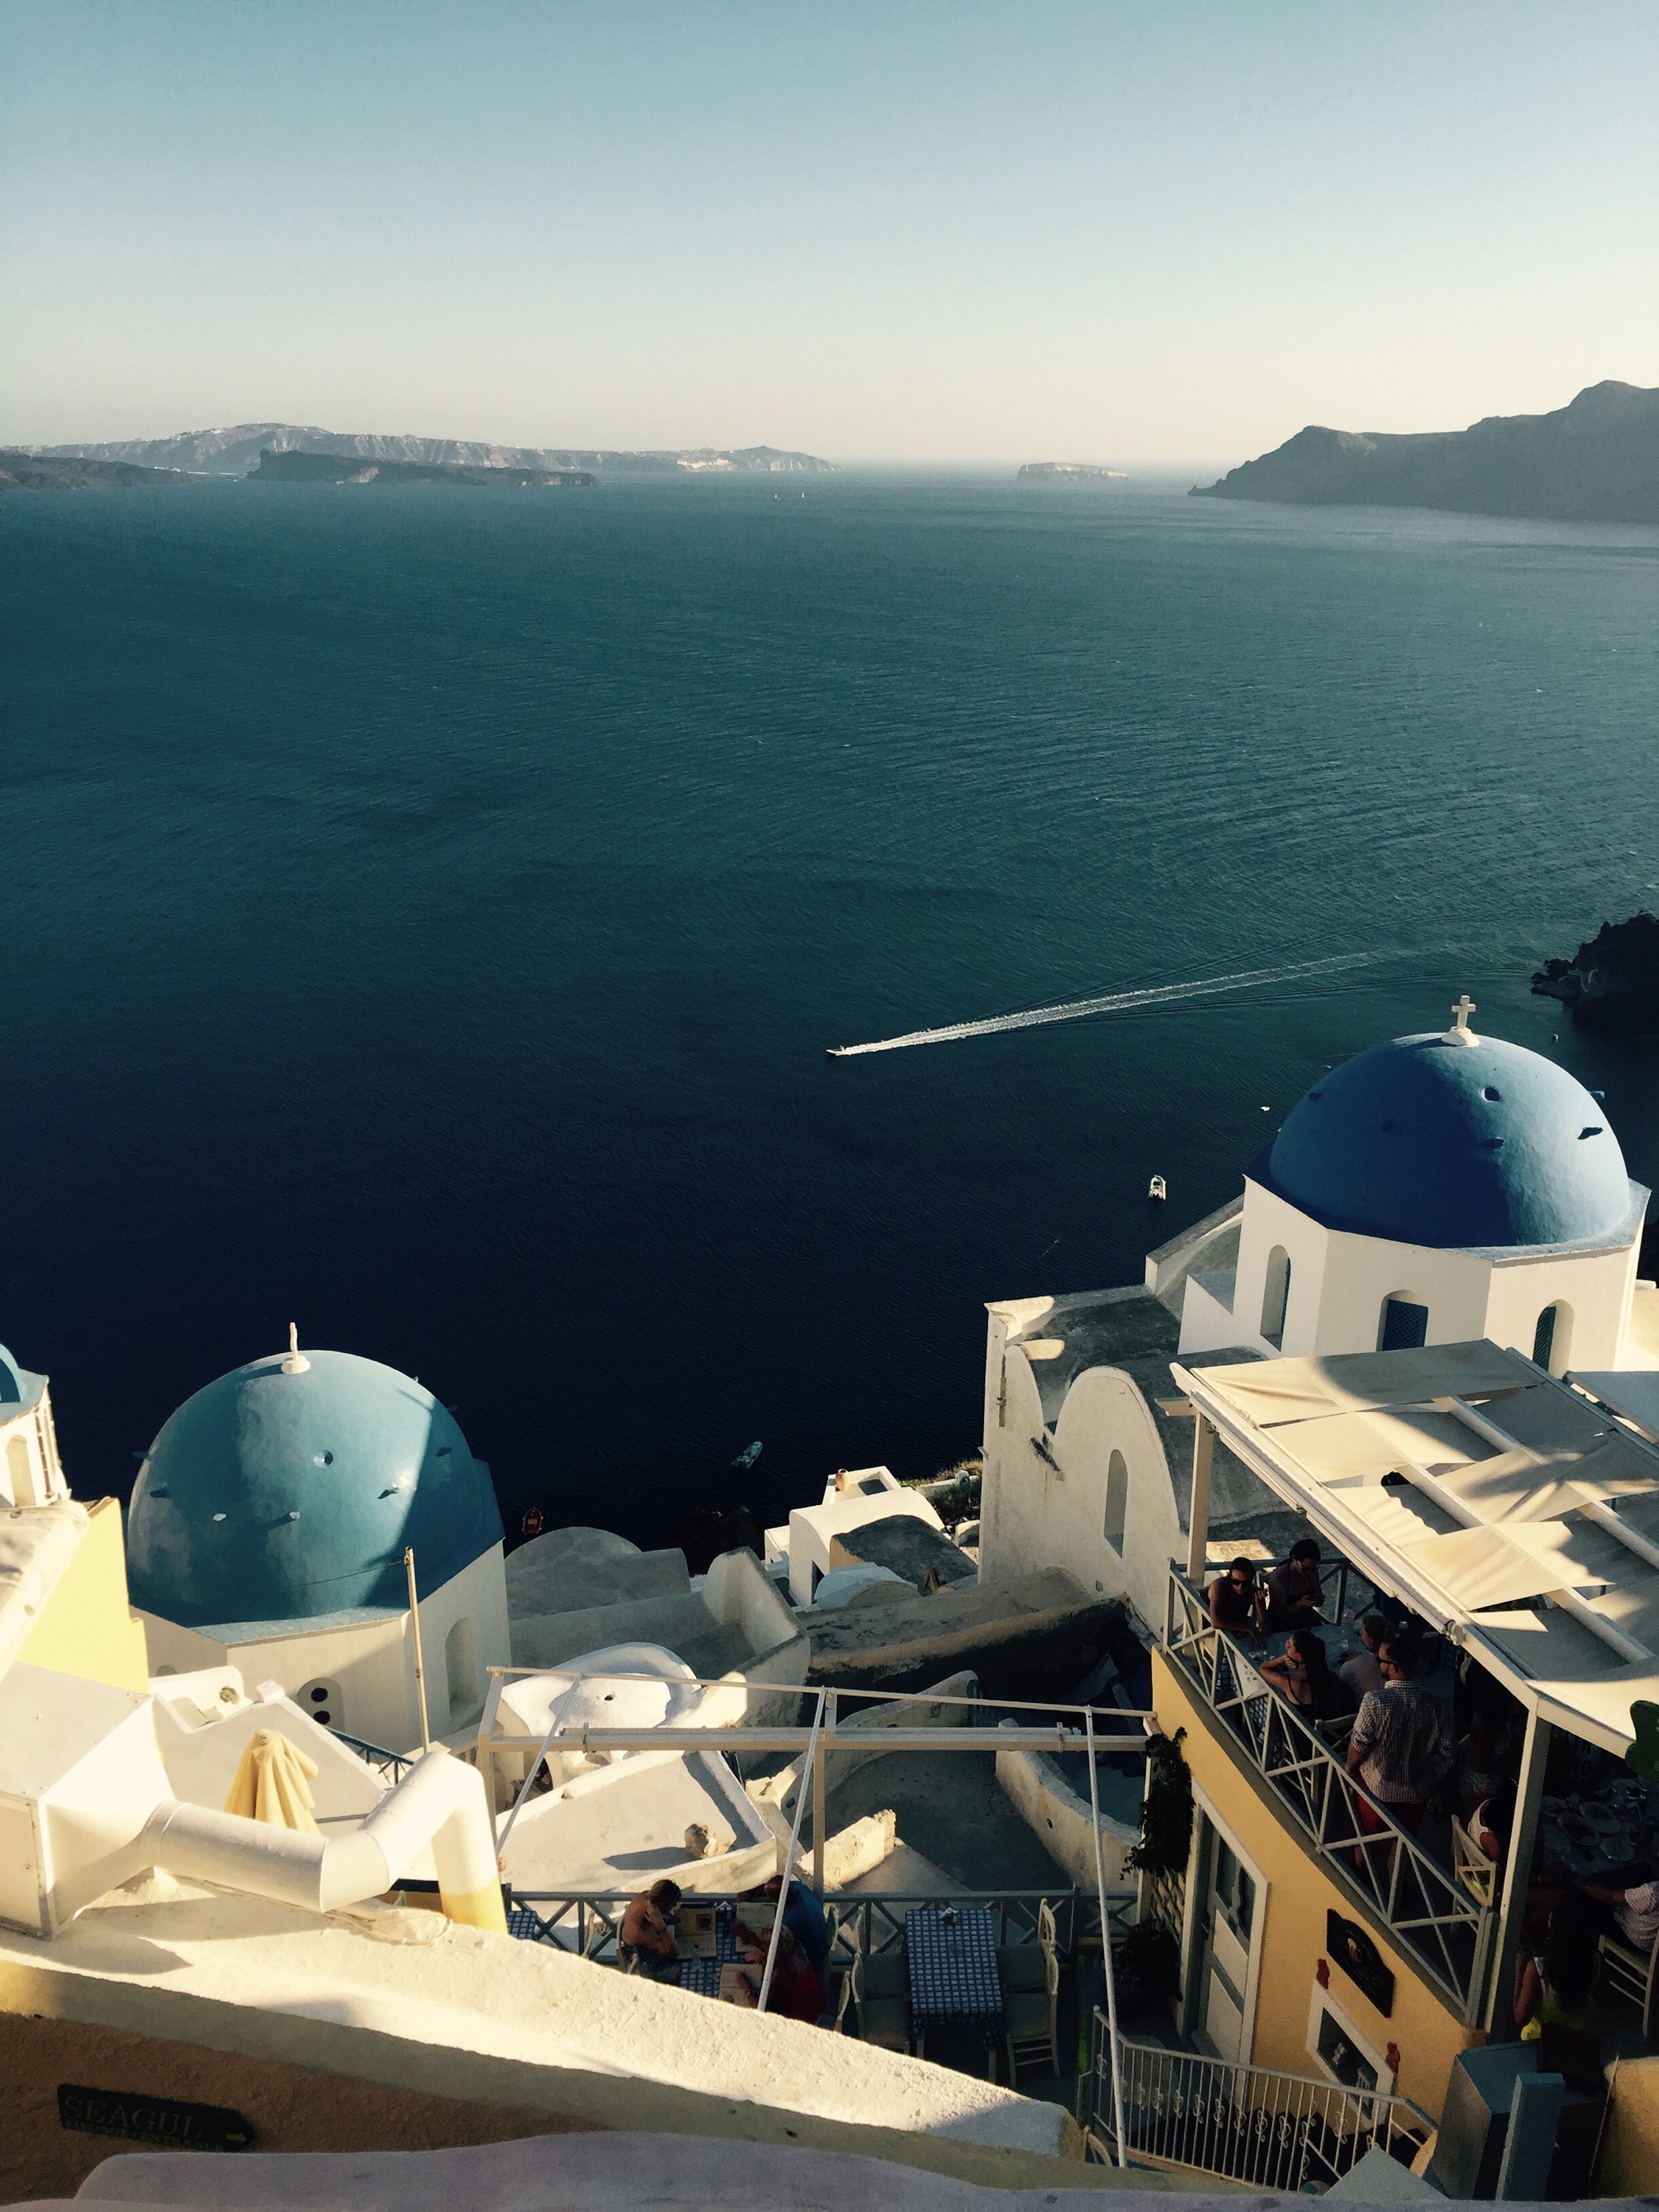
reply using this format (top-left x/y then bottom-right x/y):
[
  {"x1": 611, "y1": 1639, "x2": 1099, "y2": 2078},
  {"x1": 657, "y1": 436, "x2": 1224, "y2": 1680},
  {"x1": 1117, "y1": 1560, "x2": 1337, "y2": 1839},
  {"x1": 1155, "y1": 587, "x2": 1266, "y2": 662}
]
[{"x1": 1148, "y1": 1174, "x2": 1167, "y2": 1201}]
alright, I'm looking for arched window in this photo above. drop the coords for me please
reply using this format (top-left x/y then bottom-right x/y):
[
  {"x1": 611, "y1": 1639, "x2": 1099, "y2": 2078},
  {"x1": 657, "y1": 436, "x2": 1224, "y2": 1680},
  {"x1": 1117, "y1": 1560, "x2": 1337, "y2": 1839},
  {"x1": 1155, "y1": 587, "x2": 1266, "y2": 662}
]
[
  {"x1": 1103, "y1": 1449, "x2": 1129, "y2": 1551},
  {"x1": 6, "y1": 1433, "x2": 36, "y2": 1507},
  {"x1": 1379, "y1": 1295, "x2": 1429, "y2": 1352},
  {"x1": 445, "y1": 1617, "x2": 478, "y2": 1719},
  {"x1": 1261, "y1": 1247, "x2": 1292, "y2": 1349},
  {"x1": 1532, "y1": 1301, "x2": 1573, "y2": 1376}
]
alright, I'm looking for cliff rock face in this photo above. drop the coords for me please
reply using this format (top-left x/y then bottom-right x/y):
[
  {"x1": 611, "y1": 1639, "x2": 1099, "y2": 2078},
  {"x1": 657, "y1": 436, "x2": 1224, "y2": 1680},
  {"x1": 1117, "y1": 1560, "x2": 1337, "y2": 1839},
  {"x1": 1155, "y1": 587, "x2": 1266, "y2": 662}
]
[
  {"x1": 0, "y1": 451, "x2": 187, "y2": 491},
  {"x1": 33, "y1": 425, "x2": 834, "y2": 479},
  {"x1": 250, "y1": 451, "x2": 594, "y2": 487},
  {"x1": 1533, "y1": 913, "x2": 1659, "y2": 1037},
  {"x1": 1192, "y1": 381, "x2": 1659, "y2": 524}
]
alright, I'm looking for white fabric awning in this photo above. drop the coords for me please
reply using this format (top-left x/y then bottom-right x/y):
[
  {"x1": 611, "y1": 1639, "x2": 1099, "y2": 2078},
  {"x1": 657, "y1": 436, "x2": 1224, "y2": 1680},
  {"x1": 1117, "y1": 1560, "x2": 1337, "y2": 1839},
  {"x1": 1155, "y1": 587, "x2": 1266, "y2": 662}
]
[{"x1": 1177, "y1": 1340, "x2": 1659, "y2": 1755}]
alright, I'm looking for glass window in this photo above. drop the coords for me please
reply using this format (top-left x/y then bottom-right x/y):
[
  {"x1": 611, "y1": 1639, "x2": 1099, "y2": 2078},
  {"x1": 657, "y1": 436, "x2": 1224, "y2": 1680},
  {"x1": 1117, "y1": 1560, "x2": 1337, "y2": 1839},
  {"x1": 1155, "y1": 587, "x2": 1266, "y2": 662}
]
[
  {"x1": 1315, "y1": 2003, "x2": 1378, "y2": 2093},
  {"x1": 1261, "y1": 1247, "x2": 1292, "y2": 1348}
]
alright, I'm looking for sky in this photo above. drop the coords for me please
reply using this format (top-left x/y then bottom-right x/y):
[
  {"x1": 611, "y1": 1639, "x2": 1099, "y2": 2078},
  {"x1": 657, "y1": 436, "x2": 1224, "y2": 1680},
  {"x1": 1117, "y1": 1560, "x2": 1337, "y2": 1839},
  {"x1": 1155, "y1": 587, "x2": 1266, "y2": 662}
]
[{"x1": 4, "y1": 1, "x2": 1658, "y2": 462}]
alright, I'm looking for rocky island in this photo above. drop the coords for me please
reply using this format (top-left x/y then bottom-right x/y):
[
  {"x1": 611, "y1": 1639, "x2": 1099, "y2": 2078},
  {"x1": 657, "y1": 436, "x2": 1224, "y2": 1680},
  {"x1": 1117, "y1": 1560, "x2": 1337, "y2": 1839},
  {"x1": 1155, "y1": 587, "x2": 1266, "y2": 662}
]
[
  {"x1": 1018, "y1": 461, "x2": 1126, "y2": 481},
  {"x1": 30, "y1": 424, "x2": 834, "y2": 478},
  {"x1": 1533, "y1": 913, "x2": 1659, "y2": 1038},
  {"x1": 250, "y1": 450, "x2": 594, "y2": 487},
  {"x1": 0, "y1": 451, "x2": 188, "y2": 492},
  {"x1": 1192, "y1": 380, "x2": 1659, "y2": 524}
]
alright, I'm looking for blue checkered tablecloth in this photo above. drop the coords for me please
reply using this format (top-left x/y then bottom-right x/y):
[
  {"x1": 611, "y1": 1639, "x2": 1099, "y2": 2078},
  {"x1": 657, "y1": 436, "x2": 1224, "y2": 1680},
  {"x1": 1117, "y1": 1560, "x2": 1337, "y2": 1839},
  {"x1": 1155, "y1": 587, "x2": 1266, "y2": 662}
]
[{"x1": 905, "y1": 1906, "x2": 1004, "y2": 2037}]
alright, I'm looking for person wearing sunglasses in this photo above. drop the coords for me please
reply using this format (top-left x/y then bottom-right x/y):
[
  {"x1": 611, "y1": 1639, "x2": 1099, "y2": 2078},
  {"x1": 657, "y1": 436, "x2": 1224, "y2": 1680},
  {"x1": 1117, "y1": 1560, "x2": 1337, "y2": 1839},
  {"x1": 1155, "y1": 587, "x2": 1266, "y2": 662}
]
[{"x1": 1207, "y1": 1556, "x2": 1266, "y2": 1642}]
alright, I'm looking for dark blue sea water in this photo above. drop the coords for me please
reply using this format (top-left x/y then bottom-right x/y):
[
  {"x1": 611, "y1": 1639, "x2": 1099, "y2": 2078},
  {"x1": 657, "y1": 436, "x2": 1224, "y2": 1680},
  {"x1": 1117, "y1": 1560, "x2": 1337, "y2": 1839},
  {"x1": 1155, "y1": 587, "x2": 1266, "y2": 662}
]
[{"x1": 4, "y1": 474, "x2": 1658, "y2": 1546}]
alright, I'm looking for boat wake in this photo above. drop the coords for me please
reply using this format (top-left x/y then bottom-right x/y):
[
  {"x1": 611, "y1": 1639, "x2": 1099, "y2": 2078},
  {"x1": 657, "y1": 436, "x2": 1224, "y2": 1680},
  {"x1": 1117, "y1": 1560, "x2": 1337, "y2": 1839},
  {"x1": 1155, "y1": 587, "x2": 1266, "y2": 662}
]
[{"x1": 827, "y1": 951, "x2": 1383, "y2": 1057}]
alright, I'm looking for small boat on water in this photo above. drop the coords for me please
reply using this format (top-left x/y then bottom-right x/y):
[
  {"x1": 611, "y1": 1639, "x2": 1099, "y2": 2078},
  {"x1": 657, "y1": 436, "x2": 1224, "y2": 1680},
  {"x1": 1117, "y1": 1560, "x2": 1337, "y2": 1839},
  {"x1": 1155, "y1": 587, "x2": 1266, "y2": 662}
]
[
  {"x1": 730, "y1": 1440, "x2": 763, "y2": 1471},
  {"x1": 1148, "y1": 1174, "x2": 1167, "y2": 1201}
]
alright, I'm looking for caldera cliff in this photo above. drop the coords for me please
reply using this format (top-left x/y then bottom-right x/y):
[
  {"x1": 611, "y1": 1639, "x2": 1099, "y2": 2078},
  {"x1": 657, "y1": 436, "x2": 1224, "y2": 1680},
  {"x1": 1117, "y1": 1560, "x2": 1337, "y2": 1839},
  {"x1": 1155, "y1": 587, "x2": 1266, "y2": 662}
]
[{"x1": 1193, "y1": 380, "x2": 1659, "y2": 525}]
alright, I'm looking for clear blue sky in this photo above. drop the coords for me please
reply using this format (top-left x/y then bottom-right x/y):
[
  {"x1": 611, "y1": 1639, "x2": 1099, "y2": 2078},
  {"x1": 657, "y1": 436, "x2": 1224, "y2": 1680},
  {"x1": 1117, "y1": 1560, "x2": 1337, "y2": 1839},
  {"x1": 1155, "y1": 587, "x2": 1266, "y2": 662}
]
[{"x1": 4, "y1": 0, "x2": 1657, "y2": 460}]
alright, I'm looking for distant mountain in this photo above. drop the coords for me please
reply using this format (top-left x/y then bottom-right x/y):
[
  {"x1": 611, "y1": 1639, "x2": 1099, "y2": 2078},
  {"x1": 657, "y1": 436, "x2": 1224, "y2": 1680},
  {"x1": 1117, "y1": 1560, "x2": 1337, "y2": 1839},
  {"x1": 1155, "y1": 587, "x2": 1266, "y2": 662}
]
[
  {"x1": 1017, "y1": 462, "x2": 1127, "y2": 481},
  {"x1": 251, "y1": 451, "x2": 594, "y2": 488},
  {"x1": 32, "y1": 424, "x2": 835, "y2": 479},
  {"x1": 0, "y1": 451, "x2": 188, "y2": 491},
  {"x1": 1192, "y1": 381, "x2": 1659, "y2": 524}
]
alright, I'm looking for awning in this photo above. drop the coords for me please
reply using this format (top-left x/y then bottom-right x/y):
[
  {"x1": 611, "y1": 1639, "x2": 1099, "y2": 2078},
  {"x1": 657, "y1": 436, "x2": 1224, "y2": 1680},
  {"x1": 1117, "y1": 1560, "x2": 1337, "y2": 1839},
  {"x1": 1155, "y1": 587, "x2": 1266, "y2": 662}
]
[
  {"x1": 1197, "y1": 1340, "x2": 1534, "y2": 1427},
  {"x1": 1178, "y1": 1340, "x2": 1659, "y2": 1756}
]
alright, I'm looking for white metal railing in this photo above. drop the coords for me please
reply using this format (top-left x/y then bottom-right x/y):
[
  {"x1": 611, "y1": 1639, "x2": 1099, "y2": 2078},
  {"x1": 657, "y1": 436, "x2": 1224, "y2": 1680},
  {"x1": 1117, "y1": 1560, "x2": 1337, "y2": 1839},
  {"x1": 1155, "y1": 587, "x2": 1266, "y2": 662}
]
[
  {"x1": 1164, "y1": 1568, "x2": 1492, "y2": 2018},
  {"x1": 1080, "y1": 2021, "x2": 1433, "y2": 2188}
]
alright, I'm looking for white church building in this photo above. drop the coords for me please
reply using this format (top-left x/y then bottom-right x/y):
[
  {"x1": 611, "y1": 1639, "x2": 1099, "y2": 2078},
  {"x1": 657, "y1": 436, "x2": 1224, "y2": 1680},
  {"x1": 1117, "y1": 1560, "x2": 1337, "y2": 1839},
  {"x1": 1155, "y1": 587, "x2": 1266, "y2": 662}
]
[
  {"x1": 978, "y1": 999, "x2": 1656, "y2": 1637},
  {"x1": 127, "y1": 1334, "x2": 510, "y2": 1752}
]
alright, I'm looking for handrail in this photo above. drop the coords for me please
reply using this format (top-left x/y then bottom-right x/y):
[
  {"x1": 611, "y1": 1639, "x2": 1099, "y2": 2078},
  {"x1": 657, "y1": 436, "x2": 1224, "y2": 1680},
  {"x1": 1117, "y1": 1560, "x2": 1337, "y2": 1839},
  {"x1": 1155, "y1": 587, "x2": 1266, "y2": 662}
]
[
  {"x1": 484, "y1": 1660, "x2": 1153, "y2": 1720},
  {"x1": 1163, "y1": 1568, "x2": 1492, "y2": 2019},
  {"x1": 504, "y1": 1886, "x2": 1131, "y2": 1968},
  {"x1": 1085, "y1": 1703, "x2": 1129, "y2": 2168},
  {"x1": 1082, "y1": 2014, "x2": 1433, "y2": 2186},
  {"x1": 333, "y1": 1732, "x2": 416, "y2": 1783}
]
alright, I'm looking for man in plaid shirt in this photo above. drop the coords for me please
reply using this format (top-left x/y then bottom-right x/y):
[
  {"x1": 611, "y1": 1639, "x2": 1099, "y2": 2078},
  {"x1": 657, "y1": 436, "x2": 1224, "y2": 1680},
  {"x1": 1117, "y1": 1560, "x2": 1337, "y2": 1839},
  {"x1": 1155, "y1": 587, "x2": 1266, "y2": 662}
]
[{"x1": 1345, "y1": 1634, "x2": 1456, "y2": 1838}]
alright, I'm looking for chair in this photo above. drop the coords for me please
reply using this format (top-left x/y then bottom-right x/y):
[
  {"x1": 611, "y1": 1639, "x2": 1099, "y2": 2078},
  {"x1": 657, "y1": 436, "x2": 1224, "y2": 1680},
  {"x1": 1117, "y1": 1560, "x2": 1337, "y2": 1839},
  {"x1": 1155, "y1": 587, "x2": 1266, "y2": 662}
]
[
  {"x1": 1004, "y1": 1947, "x2": 1061, "y2": 2084},
  {"x1": 823, "y1": 1964, "x2": 854, "y2": 2034},
  {"x1": 1450, "y1": 1814, "x2": 1497, "y2": 1907},
  {"x1": 1598, "y1": 1926, "x2": 1659, "y2": 2038},
  {"x1": 1000, "y1": 1900, "x2": 1062, "y2": 1994},
  {"x1": 852, "y1": 1950, "x2": 914, "y2": 2054}
]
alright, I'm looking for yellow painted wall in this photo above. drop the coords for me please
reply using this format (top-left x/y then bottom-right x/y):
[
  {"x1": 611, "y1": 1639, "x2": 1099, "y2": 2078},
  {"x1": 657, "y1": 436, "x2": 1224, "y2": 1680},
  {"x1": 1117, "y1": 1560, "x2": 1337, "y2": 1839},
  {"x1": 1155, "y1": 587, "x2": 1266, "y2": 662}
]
[
  {"x1": 1152, "y1": 1649, "x2": 1483, "y2": 2125},
  {"x1": 18, "y1": 1498, "x2": 150, "y2": 1691},
  {"x1": 1598, "y1": 2055, "x2": 1659, "y2": 2194}
]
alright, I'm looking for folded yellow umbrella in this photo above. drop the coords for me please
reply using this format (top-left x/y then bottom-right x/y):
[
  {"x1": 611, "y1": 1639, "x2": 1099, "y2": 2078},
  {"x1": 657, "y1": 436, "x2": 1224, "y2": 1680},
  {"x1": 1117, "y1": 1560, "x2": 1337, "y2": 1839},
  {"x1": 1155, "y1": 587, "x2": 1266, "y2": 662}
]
[{"x1": 223, "y1": 1728, "x2": 321, "y2": 1834}]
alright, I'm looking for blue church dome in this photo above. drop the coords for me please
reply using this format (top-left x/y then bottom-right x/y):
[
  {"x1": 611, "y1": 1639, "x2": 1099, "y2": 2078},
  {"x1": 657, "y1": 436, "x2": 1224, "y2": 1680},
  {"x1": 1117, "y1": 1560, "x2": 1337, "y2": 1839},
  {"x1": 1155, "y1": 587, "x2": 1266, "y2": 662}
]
[
  {"x1": 1256, "y1": 1030, "x2": 1634, "y2": 1251},
  {"x1": 128, "y1": 1346, "x2": 503, "y2": 1630}
]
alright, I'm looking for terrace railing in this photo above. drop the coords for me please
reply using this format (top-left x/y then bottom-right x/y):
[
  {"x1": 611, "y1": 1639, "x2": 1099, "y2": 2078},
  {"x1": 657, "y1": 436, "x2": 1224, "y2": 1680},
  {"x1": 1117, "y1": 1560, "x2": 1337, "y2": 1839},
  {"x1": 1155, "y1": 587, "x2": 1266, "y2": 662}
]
[
  {"x1": 1079, "y1": 2021, "x2": 1433, "y2": 2189},
  {"x1": 334, "y1": 1732, "x2": 417, "y2": 1784},
  {"x1": 503, "y1": 1886, "x2": 1127, "y2": 1964},
  {"x1": 1164, "y1": 1568, "x2": 1494, "y2": 2020}
]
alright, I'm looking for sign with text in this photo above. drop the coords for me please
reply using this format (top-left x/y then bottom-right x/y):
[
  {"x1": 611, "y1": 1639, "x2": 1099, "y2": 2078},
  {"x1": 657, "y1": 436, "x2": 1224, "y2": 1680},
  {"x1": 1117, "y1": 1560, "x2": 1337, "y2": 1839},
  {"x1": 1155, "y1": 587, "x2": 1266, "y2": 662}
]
[{"x1": 58, "y1": 2084, "x2": 254, "y2": 2152}]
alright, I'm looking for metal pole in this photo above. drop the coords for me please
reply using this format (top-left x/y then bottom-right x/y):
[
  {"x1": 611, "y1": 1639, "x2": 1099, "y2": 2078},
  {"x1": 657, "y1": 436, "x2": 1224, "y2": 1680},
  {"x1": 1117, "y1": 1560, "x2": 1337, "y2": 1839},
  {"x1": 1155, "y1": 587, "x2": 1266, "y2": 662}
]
[
  {"x1": 404, "y1": 1547, "x2": 431, "y2": 1751},
  {"x1": 812, "y1": 1691, "x2": 834, "y2": 1895},
  {"x1": 1486, "y1": 1705, "x2": 1551, "y2": 2032},
  {"x1": 1185, "y1": 1415, "x2": 1214, "y2": 1586},
  {"x1": 759, "y1": 1688, "x2": 825, "y2": 2014},
  {"x1": 1085, "y1": 1705, "x2": 1129, "y2": 2168}
]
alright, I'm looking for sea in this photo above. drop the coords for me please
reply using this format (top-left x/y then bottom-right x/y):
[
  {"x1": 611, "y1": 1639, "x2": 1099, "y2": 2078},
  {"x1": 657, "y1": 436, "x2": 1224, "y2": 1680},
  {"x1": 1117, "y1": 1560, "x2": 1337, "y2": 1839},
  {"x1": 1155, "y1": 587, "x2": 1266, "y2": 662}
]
[{"x1": 4, "y1": 472, "x2": 1658, "y2": 1549}]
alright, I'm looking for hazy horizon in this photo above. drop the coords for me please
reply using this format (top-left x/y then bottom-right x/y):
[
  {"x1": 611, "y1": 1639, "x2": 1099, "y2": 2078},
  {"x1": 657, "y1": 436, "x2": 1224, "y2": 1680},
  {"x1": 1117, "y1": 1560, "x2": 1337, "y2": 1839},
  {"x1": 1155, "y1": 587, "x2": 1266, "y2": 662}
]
[{"x1": 5, "y1": 0, "x2": 1658, "y2": 462}]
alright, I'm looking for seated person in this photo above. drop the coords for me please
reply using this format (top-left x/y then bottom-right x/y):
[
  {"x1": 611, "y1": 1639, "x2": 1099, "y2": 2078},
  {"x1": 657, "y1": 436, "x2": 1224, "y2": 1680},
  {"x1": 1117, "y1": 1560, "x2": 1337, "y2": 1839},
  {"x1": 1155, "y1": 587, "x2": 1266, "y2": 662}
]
[
  {"x1": 618, "y1": 1879, "x2": 682, "y2": 1981},
  {"x1": 1207, "y1": 1557, "x2": 1265, "y2": 1641},
  {"x1": 1514, "y1": 1902, "x2": 1598, "y2": 2038},
  {"x1": 1458, "y1": 1708, "x2": 1515, "y2": 1823},
  {"x1": 1265, "y1": 1540, "x2": 1325, "y2": 1633},
  {"x1": 1467, "y1": 1790, "x2": 1512, "y2": 1864},
  {"x1": 755, "y1": 1873, "x2": 830, "y2": 1979},
  {"x1": 728, "y1": 1924, "x2": 824, "y2": 2023},
  {"x1": 1339, "y1": 1613, "x2": 1388, "y2": 1700},
  {"x1": 1259, "y1": 1627, "x2": 1355, "y2": 1725},
  {"x1": 1573, "y1": 1865, "x2": 1659, "y2": 1955}
]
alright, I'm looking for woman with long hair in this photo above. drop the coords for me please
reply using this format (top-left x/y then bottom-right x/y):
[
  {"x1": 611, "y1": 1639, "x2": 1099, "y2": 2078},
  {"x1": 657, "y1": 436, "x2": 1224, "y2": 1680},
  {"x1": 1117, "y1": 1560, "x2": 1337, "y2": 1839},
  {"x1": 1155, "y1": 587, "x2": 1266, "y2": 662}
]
[{"x1": 1260, "y1": 1627, "x2": 1354, "y2": 1722}]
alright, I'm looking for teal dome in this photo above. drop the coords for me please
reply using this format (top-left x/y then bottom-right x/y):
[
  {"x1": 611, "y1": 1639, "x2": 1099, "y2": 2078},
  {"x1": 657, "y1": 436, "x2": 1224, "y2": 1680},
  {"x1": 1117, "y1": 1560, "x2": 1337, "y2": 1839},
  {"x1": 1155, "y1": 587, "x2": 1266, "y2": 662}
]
[
  {"x1": 1258, "y1": 1031, "x2": 1635, "y2": 1250},
  {"x1": 128, "y1": 1347, "x2": 503, "y2": 1629}
]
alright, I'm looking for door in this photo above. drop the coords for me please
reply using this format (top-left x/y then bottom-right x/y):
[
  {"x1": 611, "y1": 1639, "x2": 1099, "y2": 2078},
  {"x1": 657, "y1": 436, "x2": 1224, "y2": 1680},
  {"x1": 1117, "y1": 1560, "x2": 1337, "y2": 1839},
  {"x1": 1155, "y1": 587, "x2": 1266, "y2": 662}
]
[{"x1": 1197, "y1": 1827, "x2": 1259, "y2": 2062}]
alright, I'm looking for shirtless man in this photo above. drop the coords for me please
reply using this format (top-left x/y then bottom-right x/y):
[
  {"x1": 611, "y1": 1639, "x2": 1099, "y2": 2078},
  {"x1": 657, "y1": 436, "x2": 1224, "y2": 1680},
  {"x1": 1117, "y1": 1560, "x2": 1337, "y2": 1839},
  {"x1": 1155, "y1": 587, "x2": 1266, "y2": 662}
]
[{"x1": 619, "y1": 1879, "x2": 682, "y2": 1980}]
